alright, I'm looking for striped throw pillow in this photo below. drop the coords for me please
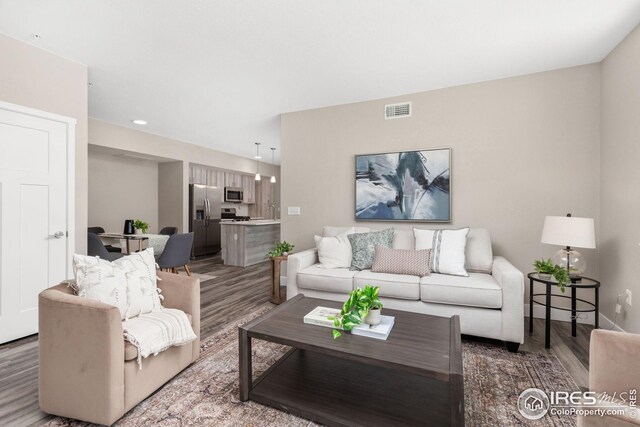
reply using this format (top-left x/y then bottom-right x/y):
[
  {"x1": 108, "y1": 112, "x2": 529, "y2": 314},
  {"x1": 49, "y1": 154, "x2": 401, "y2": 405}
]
[
  {"x1": 413, "y1": 227, "x2": 470, "y2": 276},
  {"x1": 371, "y1": 246, "x2": 431, "y2": 277}
]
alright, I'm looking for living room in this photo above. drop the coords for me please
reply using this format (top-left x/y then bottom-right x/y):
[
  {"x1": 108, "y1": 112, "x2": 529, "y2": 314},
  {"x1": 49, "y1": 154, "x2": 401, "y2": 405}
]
[{"x1": 1, "y1": 2, "x2": 639, "y2": 426}]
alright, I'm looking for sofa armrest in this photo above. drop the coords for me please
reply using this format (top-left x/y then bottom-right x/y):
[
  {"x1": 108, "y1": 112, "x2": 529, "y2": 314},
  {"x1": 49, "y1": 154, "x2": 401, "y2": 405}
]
[
  {"x1": 39, "y1": 284, "x2": 125, "y2": 425},
  {"x1": 590, "y1": 329, "x2": 640, "y2": 396},
  {"x1": 492, "y1": 256, "x2": 524, "y2": 344},
  {"x1": 286, "y1": 248, "x2": 319, "y2": 299},
  {"x1": 157, "y1": 271, "x2": 200, "y2": 361}
]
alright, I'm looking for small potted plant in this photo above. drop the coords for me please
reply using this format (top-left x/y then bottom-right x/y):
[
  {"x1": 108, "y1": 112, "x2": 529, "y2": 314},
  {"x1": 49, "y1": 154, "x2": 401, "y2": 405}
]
[
  {"x1": 267, "y1": 241, "x2": 294, "y2": 258},
  {"x1": 133, "y1": 220, "x2": 149, "y2": 235},
  {"x1": 328, "y1": 285, "x2": 383, "y2": 339},
  {"x1": 533, "y1": 258, "x2": 570, "y2": 292},
  {"x1": 533, "y1": 258, "x2": 555, "y2": 280}
]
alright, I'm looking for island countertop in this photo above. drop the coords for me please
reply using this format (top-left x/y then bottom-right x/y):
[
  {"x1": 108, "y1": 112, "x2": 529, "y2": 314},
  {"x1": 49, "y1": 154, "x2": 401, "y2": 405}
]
[{"x1": 220, "y1": 220, "x2": 281, "y2": 226}]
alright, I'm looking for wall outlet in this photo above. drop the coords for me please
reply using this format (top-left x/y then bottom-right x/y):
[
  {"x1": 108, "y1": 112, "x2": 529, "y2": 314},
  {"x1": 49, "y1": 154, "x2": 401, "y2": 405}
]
[
  {"x1": 625, "y1": 289, "x2": 632, "y2": 306},
  {"x1": 288, "y1": 207, "x2": 301, "y2": 216}
]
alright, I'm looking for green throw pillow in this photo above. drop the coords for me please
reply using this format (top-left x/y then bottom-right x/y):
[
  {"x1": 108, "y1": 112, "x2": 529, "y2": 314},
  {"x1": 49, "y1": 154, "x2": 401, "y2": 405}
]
[{"x1": 347, "y1": 228, "x2": 394, "y2": 271}]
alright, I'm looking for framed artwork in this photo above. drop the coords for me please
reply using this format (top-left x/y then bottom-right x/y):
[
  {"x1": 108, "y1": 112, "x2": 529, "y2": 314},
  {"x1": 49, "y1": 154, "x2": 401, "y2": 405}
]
[{"x1": 355, "y1": 148, "x2": 451, "y2": 222}]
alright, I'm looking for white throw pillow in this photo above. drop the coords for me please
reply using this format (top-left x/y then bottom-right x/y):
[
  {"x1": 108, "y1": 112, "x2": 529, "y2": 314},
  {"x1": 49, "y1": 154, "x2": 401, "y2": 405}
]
[
  {"x1": 314, "y1": 227, "x2": 355, "y2": 269},
  {"x1": 73, "y1": 248, "x2": 162, "y2": 319},
  {"x1": 414, "y1": 227, "x2": 470, "y2": 277}
]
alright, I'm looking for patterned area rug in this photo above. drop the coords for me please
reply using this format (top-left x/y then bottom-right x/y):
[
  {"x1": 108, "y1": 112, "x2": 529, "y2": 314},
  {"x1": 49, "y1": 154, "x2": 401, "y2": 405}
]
[{"x1": 46, "y1": 310, "x2": 578, "y2": 427}]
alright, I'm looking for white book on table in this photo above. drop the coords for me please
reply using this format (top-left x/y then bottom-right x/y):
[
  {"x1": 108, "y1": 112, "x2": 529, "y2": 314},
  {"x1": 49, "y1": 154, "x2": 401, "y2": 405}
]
[
  {"x1": 303, "y1": 306, "x2": 341, "y2": 328},
  {"x1": 351, "y1": 315, "x2": 395, "y2": 340}
]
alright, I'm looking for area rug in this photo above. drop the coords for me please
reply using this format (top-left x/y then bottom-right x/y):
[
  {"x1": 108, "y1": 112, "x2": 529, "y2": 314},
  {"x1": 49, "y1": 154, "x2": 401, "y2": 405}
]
[{"x1": 46, "y1": 310, "x2": 579, "y2": 427}]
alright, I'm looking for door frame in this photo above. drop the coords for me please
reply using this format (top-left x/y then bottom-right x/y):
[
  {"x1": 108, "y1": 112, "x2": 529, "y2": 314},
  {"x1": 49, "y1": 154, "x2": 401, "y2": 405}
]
[{"x1": 0, "y1": 100, "x2": 76, "y2": 275}]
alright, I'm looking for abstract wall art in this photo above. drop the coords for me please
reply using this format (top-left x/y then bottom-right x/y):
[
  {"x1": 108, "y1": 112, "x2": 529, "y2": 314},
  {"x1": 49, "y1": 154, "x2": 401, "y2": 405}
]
[{"x1": 355, "y1": 148, "x2": 451, "y2": 222}]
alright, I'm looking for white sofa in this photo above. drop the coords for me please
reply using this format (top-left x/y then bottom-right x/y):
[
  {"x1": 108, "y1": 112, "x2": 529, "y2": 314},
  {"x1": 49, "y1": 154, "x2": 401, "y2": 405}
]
[{"x1": 287, "y1": 226, "x2": 524, "y2": 351}]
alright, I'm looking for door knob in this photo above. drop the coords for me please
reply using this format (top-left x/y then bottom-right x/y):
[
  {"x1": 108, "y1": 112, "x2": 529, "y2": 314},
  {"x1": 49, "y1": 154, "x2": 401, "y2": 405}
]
[{"x1": 49, "y1": 231, "x2": 65, "y2": 239}]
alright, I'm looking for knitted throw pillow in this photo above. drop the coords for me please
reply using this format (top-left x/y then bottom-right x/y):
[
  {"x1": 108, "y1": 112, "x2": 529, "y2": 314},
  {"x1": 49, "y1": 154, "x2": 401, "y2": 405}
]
[
  {"x1": 371, "y1": 246, "x2": 431, "y2": 277},
  {"x1": 347, "y1": 228, "x2": 394, "y2": 270}
]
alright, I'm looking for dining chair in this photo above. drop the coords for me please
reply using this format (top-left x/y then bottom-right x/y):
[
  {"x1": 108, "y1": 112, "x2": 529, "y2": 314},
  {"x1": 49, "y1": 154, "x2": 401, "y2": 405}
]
[
  {"x1": 87, "y1": 233, "x2": 124, "y2": 261},
  {"x1": 155, "y1": 232, "x2": 194, "y2": 276},
  {"x1": 159, "y1": 226, "x2": 178, "y2": 236},
  {"x1": 87, "y1": 227, "x2": 121, "y2": 253}
]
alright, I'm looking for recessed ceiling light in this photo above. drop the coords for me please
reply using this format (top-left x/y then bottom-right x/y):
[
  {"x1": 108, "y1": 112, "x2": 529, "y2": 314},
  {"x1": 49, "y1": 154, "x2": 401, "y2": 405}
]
[
  {"x1": 32, "y1": 34, "x2": 41, "y2": 40},
  {"x1": 132, "y1": 119, "x2": 147, "y2": 125},
  {"x1": 88, "y1": 82, "x2": 94, "y2": 87}
]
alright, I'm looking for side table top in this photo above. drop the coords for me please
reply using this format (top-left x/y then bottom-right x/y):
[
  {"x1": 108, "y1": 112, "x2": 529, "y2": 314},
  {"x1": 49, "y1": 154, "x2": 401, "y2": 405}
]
[{"x1": 528, "y1": 272, "x2": 600, "y2": 288}]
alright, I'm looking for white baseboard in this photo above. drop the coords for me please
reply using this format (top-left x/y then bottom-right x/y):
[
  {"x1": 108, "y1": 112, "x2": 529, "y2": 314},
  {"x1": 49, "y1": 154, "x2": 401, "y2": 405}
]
[{"x1": 524, "y1": 304, "x2": 625, "y2": 332}]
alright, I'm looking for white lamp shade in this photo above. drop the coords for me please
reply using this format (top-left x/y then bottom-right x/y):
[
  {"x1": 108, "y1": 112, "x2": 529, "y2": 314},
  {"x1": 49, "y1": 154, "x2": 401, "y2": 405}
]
[{"x1": 540, "y1": 216, "x2": 596, "y2": 249}]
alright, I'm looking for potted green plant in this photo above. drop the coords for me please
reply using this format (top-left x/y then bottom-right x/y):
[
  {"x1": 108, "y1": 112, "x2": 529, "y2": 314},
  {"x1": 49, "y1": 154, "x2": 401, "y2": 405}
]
[
  {"x1": 533, "y1": 258, "x2": 570, "y2": 292},
  {"x1": 267, "y1": 241, "x2": 294, "y2": 258},
  {"x1": 328, "y1": 285, "x2": 383, "y2": 339},
  {"x1": 533, "y1": 258, "x2": 555, "y2": 280},
  {"x1": 133, "y1": 220, "x2": 149, "y2": 235}
]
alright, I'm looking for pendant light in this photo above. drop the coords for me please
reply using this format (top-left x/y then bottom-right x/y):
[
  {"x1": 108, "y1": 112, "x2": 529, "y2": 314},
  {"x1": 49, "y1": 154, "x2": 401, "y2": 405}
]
[
  {"x1": 270, "y1": 147, "x2": 277, "y2": 183},
  {"x1": 254, "y1": 142, "x2": 261, "y2": 181}
]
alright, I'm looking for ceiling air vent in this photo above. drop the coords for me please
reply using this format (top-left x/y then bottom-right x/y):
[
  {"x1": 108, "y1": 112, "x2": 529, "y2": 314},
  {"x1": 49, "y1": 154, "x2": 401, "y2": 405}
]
[{"x1": 385, "y1": 102, "x2": 411, "y2": 120}]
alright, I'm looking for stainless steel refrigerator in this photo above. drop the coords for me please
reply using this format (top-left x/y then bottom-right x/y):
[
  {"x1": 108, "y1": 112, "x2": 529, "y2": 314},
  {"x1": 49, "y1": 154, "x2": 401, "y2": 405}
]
[{"x1": 189, "y1": 184, "x2": 222, "y2": 257}]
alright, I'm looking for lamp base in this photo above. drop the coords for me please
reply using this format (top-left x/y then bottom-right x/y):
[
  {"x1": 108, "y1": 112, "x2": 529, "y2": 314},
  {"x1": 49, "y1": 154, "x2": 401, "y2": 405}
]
[{"x1": 552, "y1": 248, "x2": 586, "y2": 277}]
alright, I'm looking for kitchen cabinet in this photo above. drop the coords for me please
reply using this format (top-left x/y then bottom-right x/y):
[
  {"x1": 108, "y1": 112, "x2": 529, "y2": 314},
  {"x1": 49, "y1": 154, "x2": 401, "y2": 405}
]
[
  {"x1": 207, "y1": 169, "x2": 225, "y2": 188},
  {"x1": 225, "y1": 172, "x2": 243, "y2": 188},
  {"x1": 242, "y1": 175, "x2": 255, "y2": 204},
  {"x1": 190, "y1": 165, "x2": 206, "y2": 185}
]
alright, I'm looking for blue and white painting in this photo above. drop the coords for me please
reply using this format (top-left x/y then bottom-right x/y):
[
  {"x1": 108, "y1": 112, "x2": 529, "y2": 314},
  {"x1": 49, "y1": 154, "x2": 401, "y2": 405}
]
[{"x1": 355, "y1": 148, "x2": 451, "y2": 222}]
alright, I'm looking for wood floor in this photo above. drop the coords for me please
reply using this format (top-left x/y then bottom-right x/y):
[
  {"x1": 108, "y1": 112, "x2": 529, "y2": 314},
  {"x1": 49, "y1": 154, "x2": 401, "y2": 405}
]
[{"x1": 0, "y1": 254, "x2": 594, "y2": 426}]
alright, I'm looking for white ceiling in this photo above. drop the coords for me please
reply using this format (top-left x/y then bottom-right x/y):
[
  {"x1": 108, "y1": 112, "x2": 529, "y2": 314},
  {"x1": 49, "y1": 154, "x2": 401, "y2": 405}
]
[{"x1": 2, "y1": 1, "x2": 640, "y2": 164}]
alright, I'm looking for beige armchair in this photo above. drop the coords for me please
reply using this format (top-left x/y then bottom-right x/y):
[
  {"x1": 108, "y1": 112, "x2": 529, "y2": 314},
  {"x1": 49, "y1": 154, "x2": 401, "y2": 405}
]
[
  {"x1": 578, "y1": 329, "x2": 640, "y2": 427},
  {"x1": 38, "y1": 272, "x2": 200, "y2": 426}
]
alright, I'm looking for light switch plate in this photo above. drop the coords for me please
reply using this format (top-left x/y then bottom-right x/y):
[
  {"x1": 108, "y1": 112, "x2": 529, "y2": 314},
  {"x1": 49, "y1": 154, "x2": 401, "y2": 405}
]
[{"x1": 288, "y1": 207, "x2": 301, "y2": 215}]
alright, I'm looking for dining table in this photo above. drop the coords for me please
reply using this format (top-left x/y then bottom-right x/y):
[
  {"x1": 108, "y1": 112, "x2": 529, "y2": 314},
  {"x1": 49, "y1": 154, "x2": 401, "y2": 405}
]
[{"x1": 98, "y1": 233, "x2": 170, "y2": 256}]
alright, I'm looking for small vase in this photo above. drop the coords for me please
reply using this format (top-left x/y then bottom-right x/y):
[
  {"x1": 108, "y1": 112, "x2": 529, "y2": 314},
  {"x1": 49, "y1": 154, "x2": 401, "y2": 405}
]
[
  {"x1": 134, "y1": 229, "x2": 142, "y2": 235},
  {"x1": 364, "y1": 308, "x2": 381, "y2": 326}
]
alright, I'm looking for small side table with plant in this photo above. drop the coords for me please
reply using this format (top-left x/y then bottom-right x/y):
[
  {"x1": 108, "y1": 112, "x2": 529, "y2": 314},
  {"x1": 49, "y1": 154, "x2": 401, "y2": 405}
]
[
  {"x1": 267, "y1": 241, "x2": 294, "y2": 304},
  {"x1": 530, "y1": 258, "x2": 600, "y2": 349}
]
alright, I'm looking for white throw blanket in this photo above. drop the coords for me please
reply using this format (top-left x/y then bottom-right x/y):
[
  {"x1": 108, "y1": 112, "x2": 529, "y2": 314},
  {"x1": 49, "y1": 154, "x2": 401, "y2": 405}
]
[{"x1": 123, "y1": 308, "x2": 197, "y2": 368}]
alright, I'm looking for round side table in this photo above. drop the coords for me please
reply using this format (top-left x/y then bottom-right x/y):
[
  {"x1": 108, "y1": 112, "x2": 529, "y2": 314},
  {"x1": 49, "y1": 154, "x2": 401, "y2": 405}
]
[
  {"x1": 528, "y1": 272, "x2": 600, "y2": 349},
  {"x1": 269, "y1": 255, "x2": 287, "y2": 304}
]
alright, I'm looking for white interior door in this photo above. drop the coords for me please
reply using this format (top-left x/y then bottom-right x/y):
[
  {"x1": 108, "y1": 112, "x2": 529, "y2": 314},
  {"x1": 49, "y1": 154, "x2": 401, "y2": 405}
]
[{"x1": 0, "y1": 102, "x2": 75, "y2": 344}]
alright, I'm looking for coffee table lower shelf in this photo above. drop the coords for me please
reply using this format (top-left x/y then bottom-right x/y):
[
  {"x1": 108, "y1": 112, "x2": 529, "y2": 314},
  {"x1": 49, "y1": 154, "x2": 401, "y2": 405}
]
[{"x1": 249, "y1": 348, "x2": 456, "y2": 427}]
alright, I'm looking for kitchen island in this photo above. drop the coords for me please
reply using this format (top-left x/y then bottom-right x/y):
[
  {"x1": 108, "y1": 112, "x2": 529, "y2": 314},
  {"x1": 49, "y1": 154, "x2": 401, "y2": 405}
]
[{"x1": 221, "y1": 220, "x2": 281, "y2": 267}]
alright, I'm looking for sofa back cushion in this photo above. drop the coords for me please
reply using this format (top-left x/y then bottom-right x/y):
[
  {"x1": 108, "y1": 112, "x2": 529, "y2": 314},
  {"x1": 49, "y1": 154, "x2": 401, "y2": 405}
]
[
  {"x1": 323, "y1": 226, "x2": 370, "y2": 237},
  {"x1": 392, "y1": 227, "x2": 493, "y2": 273}
]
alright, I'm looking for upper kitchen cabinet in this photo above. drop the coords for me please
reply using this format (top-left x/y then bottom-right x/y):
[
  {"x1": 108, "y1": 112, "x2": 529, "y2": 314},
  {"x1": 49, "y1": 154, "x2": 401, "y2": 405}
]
[
  {"x1": 242, "y1": 175, "x2": 255, "y2": 204},
  {"x1": 224, "y1": 172, "x2": 243, "y2": 188},
  {"x1": 207, "y1": 169, "x2": 225, "y2": 188},
  {"x1": 190, "y1": 165, "x2": 206, "y2": 185}
]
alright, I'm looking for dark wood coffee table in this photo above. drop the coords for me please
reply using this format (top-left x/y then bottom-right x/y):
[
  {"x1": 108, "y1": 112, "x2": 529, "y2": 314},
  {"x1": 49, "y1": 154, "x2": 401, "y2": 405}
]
[{"x1": 239, "y1": 294, "x2": 464, "y2": 426}]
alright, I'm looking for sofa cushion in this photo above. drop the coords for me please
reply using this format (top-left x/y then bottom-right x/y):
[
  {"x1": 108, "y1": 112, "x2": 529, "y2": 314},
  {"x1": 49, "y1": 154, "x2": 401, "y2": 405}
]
[
  {"x1": 348, "y1": 228, "x2": 395, "y2": 271},
  {"x1": 392, "y1": 229, "x2": 414, "y2": 249},
  {"x1": 419, "y1": 273, "x2": 502, "y2": 309},
  {"x1": 371, "y1": 246, "x2": 431, "y2": 277},
  {"x1": 354, "y1": 270, "x2": 420, "y2": 300},
  {"x1": 298, "y1": 265, "x2": 356, "y2": 293},
  {"x1": 323, "y1": 226, "x2": 370, "y2": 237},
  {"x1": 414, "y1": 227, "x2": 469, "y2": 277},
  {"x1": 465, "y1": 228, "x2": 493, "y2": 273},
  {"x1": 124, "y1": 313, "x2": 193, "y2": 361},
  {"x1": 314, "y1": 228, "x2": 354, "y2": 269}
]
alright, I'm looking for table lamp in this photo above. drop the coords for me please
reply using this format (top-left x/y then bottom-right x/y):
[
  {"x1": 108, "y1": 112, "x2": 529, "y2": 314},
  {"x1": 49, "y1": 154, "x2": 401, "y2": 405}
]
[{"x1": 540, "y1": 213, "x2": 596, "y2": 280}]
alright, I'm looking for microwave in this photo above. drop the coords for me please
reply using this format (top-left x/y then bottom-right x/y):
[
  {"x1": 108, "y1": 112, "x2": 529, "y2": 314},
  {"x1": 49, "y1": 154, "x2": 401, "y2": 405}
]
[{"x1": 224, "y1": 187, "x2": 243, "y2": 203}]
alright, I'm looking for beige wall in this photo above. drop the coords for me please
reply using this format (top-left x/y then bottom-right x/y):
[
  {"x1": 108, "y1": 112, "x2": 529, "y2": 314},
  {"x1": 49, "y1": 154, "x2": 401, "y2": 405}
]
[
  {"x1": 158, "y1": 161, "x2": 185, "y2": 233},
  {"x1": 88, "y1": 151, "x2": 159, "y2": 233},
  {"x1": 600, "y1": 24, "x2": 640, "y2": 333},
  {"x1": 281, "y1": 64, "x2": 601, "y2": 303},
  {"x1": 89, "y1": 119, "x2": 280, "y2": 232},
  {"x1": 0, "y1": 33, "x2": 88, "y2": 253}
]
